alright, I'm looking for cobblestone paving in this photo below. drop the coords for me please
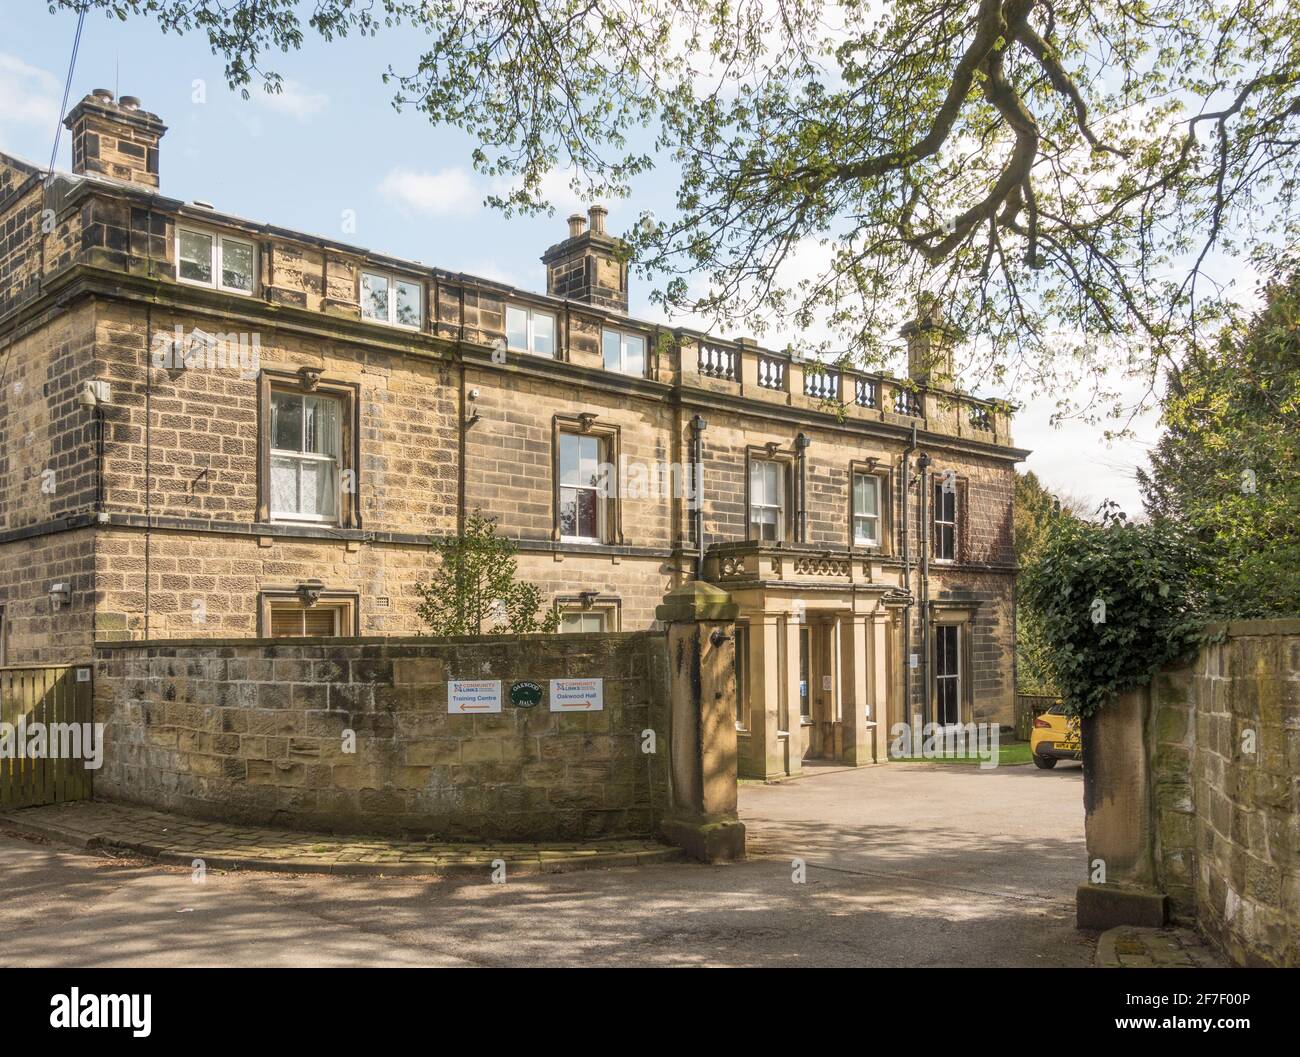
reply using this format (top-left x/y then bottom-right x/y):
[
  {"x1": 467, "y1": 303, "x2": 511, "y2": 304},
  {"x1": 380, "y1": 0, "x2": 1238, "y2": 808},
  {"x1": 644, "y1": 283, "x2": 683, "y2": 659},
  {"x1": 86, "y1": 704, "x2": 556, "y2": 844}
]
[
  {"x1": 1097, "y1": 926, "x2": 1228, "y2": 968},
  {"x1": 0, "y1": 801, "x2": 680, "y2": 877}
]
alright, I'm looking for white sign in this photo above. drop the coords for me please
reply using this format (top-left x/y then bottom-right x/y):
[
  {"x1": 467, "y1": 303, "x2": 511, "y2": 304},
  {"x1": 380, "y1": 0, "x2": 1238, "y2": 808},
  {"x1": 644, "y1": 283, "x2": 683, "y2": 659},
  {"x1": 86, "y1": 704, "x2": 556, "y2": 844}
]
[
  {"x1": 448, "y1": 679, "x2": 502, "y2": 714},
  {"x1": 549, "y1": 678, "x2": 603, "y2": 712}
]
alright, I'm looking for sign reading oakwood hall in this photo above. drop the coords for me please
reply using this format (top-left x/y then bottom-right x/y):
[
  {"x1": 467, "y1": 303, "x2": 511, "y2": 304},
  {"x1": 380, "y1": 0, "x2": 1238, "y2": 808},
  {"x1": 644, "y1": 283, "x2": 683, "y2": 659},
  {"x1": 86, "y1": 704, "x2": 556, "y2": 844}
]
[{"x1": 447, "y1": 679, "x2": 603, "y2": 714}]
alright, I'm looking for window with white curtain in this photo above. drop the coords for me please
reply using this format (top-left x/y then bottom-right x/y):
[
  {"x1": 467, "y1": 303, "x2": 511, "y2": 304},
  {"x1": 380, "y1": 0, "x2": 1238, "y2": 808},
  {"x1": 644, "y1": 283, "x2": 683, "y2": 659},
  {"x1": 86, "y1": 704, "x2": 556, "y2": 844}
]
[{"x1": 270, "y1": 390, "x2": 341, "y2": 522}]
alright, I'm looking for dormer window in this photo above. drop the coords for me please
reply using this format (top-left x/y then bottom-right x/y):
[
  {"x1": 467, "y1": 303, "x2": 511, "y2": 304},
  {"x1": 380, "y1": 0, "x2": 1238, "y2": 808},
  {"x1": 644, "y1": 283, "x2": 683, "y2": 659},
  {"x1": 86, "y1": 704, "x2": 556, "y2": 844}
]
[
  {"x1": 360, "y1": 271, "x2": 422, "y2": 328},
  {"x1": 177, "y1": 227, "x2": 255, "y2": 294},
  {"x1": 506, "y1": 305, "x2": 556, "y2": 357},
  {"x1": 602, "y1": 328, "x2": 646, "y2": 376}
]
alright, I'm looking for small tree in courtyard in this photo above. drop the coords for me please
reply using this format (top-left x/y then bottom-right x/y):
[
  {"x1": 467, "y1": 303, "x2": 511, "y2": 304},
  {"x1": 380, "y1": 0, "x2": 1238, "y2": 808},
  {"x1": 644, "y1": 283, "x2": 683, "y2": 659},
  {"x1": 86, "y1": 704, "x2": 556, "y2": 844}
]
[{"x1": 414, "y1": 511, "x2": 560, "y2": 636}]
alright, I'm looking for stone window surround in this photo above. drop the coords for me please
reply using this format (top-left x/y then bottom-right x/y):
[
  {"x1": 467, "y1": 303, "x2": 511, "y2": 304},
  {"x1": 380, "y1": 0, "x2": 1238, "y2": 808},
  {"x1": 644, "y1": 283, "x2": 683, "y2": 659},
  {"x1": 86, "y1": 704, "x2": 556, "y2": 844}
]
[
  {"x1": 257, "y1": 368, "x2": 362, "y2": 530},
  {"x1": 175, "y1": 224, "x2": 257, "y2": 296},
  {"x1": 848, "y1": 458, "x2": 892, "y2": 555},
  {"x1": 550, "y1": 413, "x2": 624, "y2": 546},
  {"x1": 553, "y1": 593, "x2": 622, "y2": 632},
  {"x1": 744, "y1": 444, "x2": 796, "y2": 543},
  {"x1": 257, "y1": 588, "x2": 361, "y2": 637}
]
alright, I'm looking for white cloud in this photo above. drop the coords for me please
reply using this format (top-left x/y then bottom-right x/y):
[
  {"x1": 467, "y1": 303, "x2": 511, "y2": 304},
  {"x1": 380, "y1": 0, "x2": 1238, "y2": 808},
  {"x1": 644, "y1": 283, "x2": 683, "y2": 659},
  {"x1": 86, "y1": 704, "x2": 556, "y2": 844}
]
[
  {"x1": 378, "y1": 166, "x2": 478, "y2": 217},
  {"x1": 0, "y1": 53, "x2": 62, "y2": 153},
  {"x1": 252, "y1": 79, "x2": 327, "y2": 121}
]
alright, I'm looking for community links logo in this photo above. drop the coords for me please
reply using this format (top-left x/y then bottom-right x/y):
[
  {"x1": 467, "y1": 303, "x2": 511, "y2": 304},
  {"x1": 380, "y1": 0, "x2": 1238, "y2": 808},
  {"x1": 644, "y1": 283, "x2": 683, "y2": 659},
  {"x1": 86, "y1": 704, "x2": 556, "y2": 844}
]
[{"x1": 50, "y1": 989, "x2": 151, "y2": 1037}]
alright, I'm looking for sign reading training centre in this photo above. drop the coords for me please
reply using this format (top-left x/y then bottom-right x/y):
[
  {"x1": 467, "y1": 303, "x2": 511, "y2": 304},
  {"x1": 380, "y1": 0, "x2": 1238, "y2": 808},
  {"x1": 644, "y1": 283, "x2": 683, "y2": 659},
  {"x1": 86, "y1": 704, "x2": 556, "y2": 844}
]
[{"x1": 447, "y1": 680, "x2": 502, "y2": 714}]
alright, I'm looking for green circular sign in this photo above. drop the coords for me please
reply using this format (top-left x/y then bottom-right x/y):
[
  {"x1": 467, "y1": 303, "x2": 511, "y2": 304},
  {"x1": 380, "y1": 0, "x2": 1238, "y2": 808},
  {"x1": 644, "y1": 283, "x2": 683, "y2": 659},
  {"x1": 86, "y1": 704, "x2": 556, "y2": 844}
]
[{"x1": 509, "y1": 681, "x2": 543, "y2": 708}]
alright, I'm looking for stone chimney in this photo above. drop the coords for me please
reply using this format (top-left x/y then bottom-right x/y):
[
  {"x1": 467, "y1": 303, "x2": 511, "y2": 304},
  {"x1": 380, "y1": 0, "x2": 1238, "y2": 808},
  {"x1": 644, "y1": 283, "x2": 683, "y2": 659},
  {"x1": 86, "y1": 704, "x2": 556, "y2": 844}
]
[
  {"x1": 901, "y1": 295, "x2": 955, "y2": 388},
  {"x1": 63, "y1": 90, "x2": 167, "y2": 189},
  {"x1": 541, "y1": 204, "x2": 629, "y2": 312}
]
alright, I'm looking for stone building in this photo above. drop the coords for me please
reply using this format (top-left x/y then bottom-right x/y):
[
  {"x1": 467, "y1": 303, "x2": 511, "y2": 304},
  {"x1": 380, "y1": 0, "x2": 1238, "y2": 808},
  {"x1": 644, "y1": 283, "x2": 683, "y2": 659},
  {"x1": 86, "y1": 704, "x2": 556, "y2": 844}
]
[{"x1": 0, "y1": 92, "x2": 1028, "y2": 779}]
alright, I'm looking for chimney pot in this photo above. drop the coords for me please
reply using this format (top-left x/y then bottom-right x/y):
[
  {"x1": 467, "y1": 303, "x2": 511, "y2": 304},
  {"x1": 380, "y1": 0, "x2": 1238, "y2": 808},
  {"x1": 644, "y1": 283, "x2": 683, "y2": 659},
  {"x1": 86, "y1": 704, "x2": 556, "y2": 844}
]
[
  {"x1": 542, "y1": 204, "x2": 627, "y2": 311},
  {"x1": 64, "y1": 92, "x2": 167, "y2": 188}
]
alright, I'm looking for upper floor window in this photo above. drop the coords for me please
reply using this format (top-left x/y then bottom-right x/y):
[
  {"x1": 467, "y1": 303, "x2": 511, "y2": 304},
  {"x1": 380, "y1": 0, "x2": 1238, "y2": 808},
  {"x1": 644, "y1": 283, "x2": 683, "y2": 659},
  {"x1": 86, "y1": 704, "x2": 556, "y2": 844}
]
[
  {"x1": 177, "y1": 227, "x2": 255, "y2": 294},
  {"x1": 558, "y1": 432, "x2": 606, "y2": 542},
  {"x1": 361, "y1": 271, "x2": 422, "y2": 328},
  {"x1": 506, "y1": 304, "x2": 556, "y2": 357},
  {"x1": 270, "y1": 390, "x2": 341, "y2": 523},
  {"x1": 933, "y1": 479, "x2": 958, "y2": 561},
  {"x1": 602, "y1": 328, "x2": 646, "y2": 376},
  {"x1": 852, "y1": 472, "x2": 881, "y2": 546},
  {"x1": 749, "y1": 459, "x2": 786, "y2": 541}
]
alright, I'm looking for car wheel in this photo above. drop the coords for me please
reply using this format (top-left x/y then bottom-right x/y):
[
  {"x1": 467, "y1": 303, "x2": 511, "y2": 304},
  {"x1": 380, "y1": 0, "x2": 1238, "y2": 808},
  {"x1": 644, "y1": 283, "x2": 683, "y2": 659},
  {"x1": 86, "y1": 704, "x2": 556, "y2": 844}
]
[{"x1": 1032, "y1": 754, "x2": 1058, "y2": 770}]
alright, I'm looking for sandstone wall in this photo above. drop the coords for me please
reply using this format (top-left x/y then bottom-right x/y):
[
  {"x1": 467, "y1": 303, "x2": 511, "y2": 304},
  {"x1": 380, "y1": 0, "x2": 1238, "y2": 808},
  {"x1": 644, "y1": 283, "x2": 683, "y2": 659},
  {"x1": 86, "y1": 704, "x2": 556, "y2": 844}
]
[{"x1": 94, "y1": 631, "x2": 672, "y2": 840}]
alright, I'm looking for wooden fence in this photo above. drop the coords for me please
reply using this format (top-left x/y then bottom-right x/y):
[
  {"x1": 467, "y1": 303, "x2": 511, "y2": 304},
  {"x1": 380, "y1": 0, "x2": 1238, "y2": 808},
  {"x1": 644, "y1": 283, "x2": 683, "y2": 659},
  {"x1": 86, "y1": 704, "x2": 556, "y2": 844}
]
[
  {"x1": 0, "y1": 664, "x2": 95, "y2": 808},
  {"x1": 1014, "y1": 693, "x2": 1061, "y2": 742}
]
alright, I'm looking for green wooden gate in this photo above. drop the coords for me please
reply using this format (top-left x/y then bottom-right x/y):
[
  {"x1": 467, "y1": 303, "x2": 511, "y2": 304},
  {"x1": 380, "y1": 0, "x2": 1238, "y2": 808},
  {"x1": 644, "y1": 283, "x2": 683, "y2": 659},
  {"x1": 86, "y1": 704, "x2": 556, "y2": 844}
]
[{"x1": 0, "y1": 664, "x2": 95, "y2": 808}]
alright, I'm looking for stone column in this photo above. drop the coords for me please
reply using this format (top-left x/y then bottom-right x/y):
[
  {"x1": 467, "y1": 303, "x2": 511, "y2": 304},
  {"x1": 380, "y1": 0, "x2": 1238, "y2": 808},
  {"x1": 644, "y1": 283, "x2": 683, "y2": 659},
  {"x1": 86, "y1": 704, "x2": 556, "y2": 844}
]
[
  {"x1": 783, "y1": 613, "x2": 804, "y2": 776},
  {"x1": 1075, "y1": 687, "x2": 1168, "y2": 929},
  {"x1": 840, "y1": 613, "x2": 873, "y2": 765},
  {"x1": 871, "y1": 611, "x2": 891, "y2": 761},
  {"x1": 746, "y1": 613, "x2": 785, "y2": 780},
  {"x1": 655, "y1": 581, "x2": 746, "y2": 862}
]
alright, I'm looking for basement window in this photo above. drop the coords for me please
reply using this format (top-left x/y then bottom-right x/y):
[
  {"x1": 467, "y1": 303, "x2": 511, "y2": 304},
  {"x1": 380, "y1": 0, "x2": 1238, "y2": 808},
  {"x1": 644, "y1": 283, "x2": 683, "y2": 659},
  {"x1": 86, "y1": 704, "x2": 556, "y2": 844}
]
[
  {"x1": 361, "y1": 271, "x2": 422, "y2": 328},
  {"x1": 506, "y1": 304, "x2": 556, "y2": 357},
  {"x1": 263, "y1": 596, "x2": 356, "y2": 637},
  {"x1": 559, "y1": 610, "x2": 609, "y2": 633},
  {"x1": 177, "y1": 227, "x2": 256, "y2": 294}
]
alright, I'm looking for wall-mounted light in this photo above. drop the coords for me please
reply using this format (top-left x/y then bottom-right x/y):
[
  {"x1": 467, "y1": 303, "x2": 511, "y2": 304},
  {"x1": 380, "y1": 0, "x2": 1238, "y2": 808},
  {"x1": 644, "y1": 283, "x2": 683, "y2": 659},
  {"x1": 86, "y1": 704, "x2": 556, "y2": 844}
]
[{"x1": 49, "y1": 582, "x2": 72, "y2": 610}]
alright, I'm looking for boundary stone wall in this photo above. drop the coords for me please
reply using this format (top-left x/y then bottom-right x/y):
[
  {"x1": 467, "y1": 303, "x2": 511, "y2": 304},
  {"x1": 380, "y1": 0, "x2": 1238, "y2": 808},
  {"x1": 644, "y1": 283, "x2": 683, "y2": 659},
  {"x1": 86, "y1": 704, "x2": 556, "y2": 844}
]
[
  {"x1": 94, "y1": 632, "x2": 672, "y2": 841},
  {"x1": 1080, "y1": 618, "x2": 1299, "y2": 967}
]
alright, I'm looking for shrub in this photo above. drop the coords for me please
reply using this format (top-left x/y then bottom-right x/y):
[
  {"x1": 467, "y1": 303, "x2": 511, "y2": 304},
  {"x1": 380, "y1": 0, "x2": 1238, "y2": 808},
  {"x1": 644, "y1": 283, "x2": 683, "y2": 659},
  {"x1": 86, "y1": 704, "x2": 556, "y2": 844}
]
[{"x1": 1019, "y1": 503, "x2": 1201, "y2": 716}]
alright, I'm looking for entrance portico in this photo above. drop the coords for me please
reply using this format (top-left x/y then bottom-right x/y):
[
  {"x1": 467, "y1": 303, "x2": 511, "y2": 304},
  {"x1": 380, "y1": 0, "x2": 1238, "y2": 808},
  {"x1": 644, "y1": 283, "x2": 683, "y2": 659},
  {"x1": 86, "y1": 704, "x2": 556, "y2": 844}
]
[{"x1": 704, "y1": 540, "x2": 907, "y2": 780}]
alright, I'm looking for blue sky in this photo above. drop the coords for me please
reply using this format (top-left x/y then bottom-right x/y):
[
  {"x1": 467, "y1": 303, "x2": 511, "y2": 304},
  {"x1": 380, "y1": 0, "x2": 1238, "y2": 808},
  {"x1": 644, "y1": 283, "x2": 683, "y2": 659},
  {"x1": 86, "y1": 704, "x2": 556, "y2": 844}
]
[{"x1": 1, "y1": 4, "x2": 1163, "y2": 512}]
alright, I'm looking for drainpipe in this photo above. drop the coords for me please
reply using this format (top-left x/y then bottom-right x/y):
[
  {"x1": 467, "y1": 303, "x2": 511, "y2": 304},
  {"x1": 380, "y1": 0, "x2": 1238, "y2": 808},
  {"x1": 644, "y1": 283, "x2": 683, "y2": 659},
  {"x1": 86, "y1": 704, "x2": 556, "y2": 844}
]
[
  {"x1": 794, "y1": 431, "x2": 811, "y2": 543},
  {"x1": 144, "y1": 306, "x2": 153, "y2": 641},
  {"x1": 690, "y1": 414, "x2": 707, "y2": 579},
  {"x1": 917, "y1": 450, "x2": 932, "y2": 727},
  {"x1": 901, "y1": 422, "x2": 917, "y2": 731}
]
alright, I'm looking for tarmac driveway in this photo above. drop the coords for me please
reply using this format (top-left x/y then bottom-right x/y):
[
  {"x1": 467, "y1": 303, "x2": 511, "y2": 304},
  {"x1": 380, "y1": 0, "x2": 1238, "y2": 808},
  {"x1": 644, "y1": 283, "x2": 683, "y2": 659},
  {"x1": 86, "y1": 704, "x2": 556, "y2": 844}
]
[{"x1": 0, "y1": 761, "x2": 1093, "y2": 967}]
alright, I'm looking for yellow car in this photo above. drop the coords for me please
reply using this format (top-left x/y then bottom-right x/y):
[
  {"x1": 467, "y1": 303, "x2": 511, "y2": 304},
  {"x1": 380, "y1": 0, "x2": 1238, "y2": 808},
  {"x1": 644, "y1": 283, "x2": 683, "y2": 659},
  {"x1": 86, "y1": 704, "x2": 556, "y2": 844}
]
[{"x1": 1030, "y1": 705, "x2": 1082, "y2": 769}]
